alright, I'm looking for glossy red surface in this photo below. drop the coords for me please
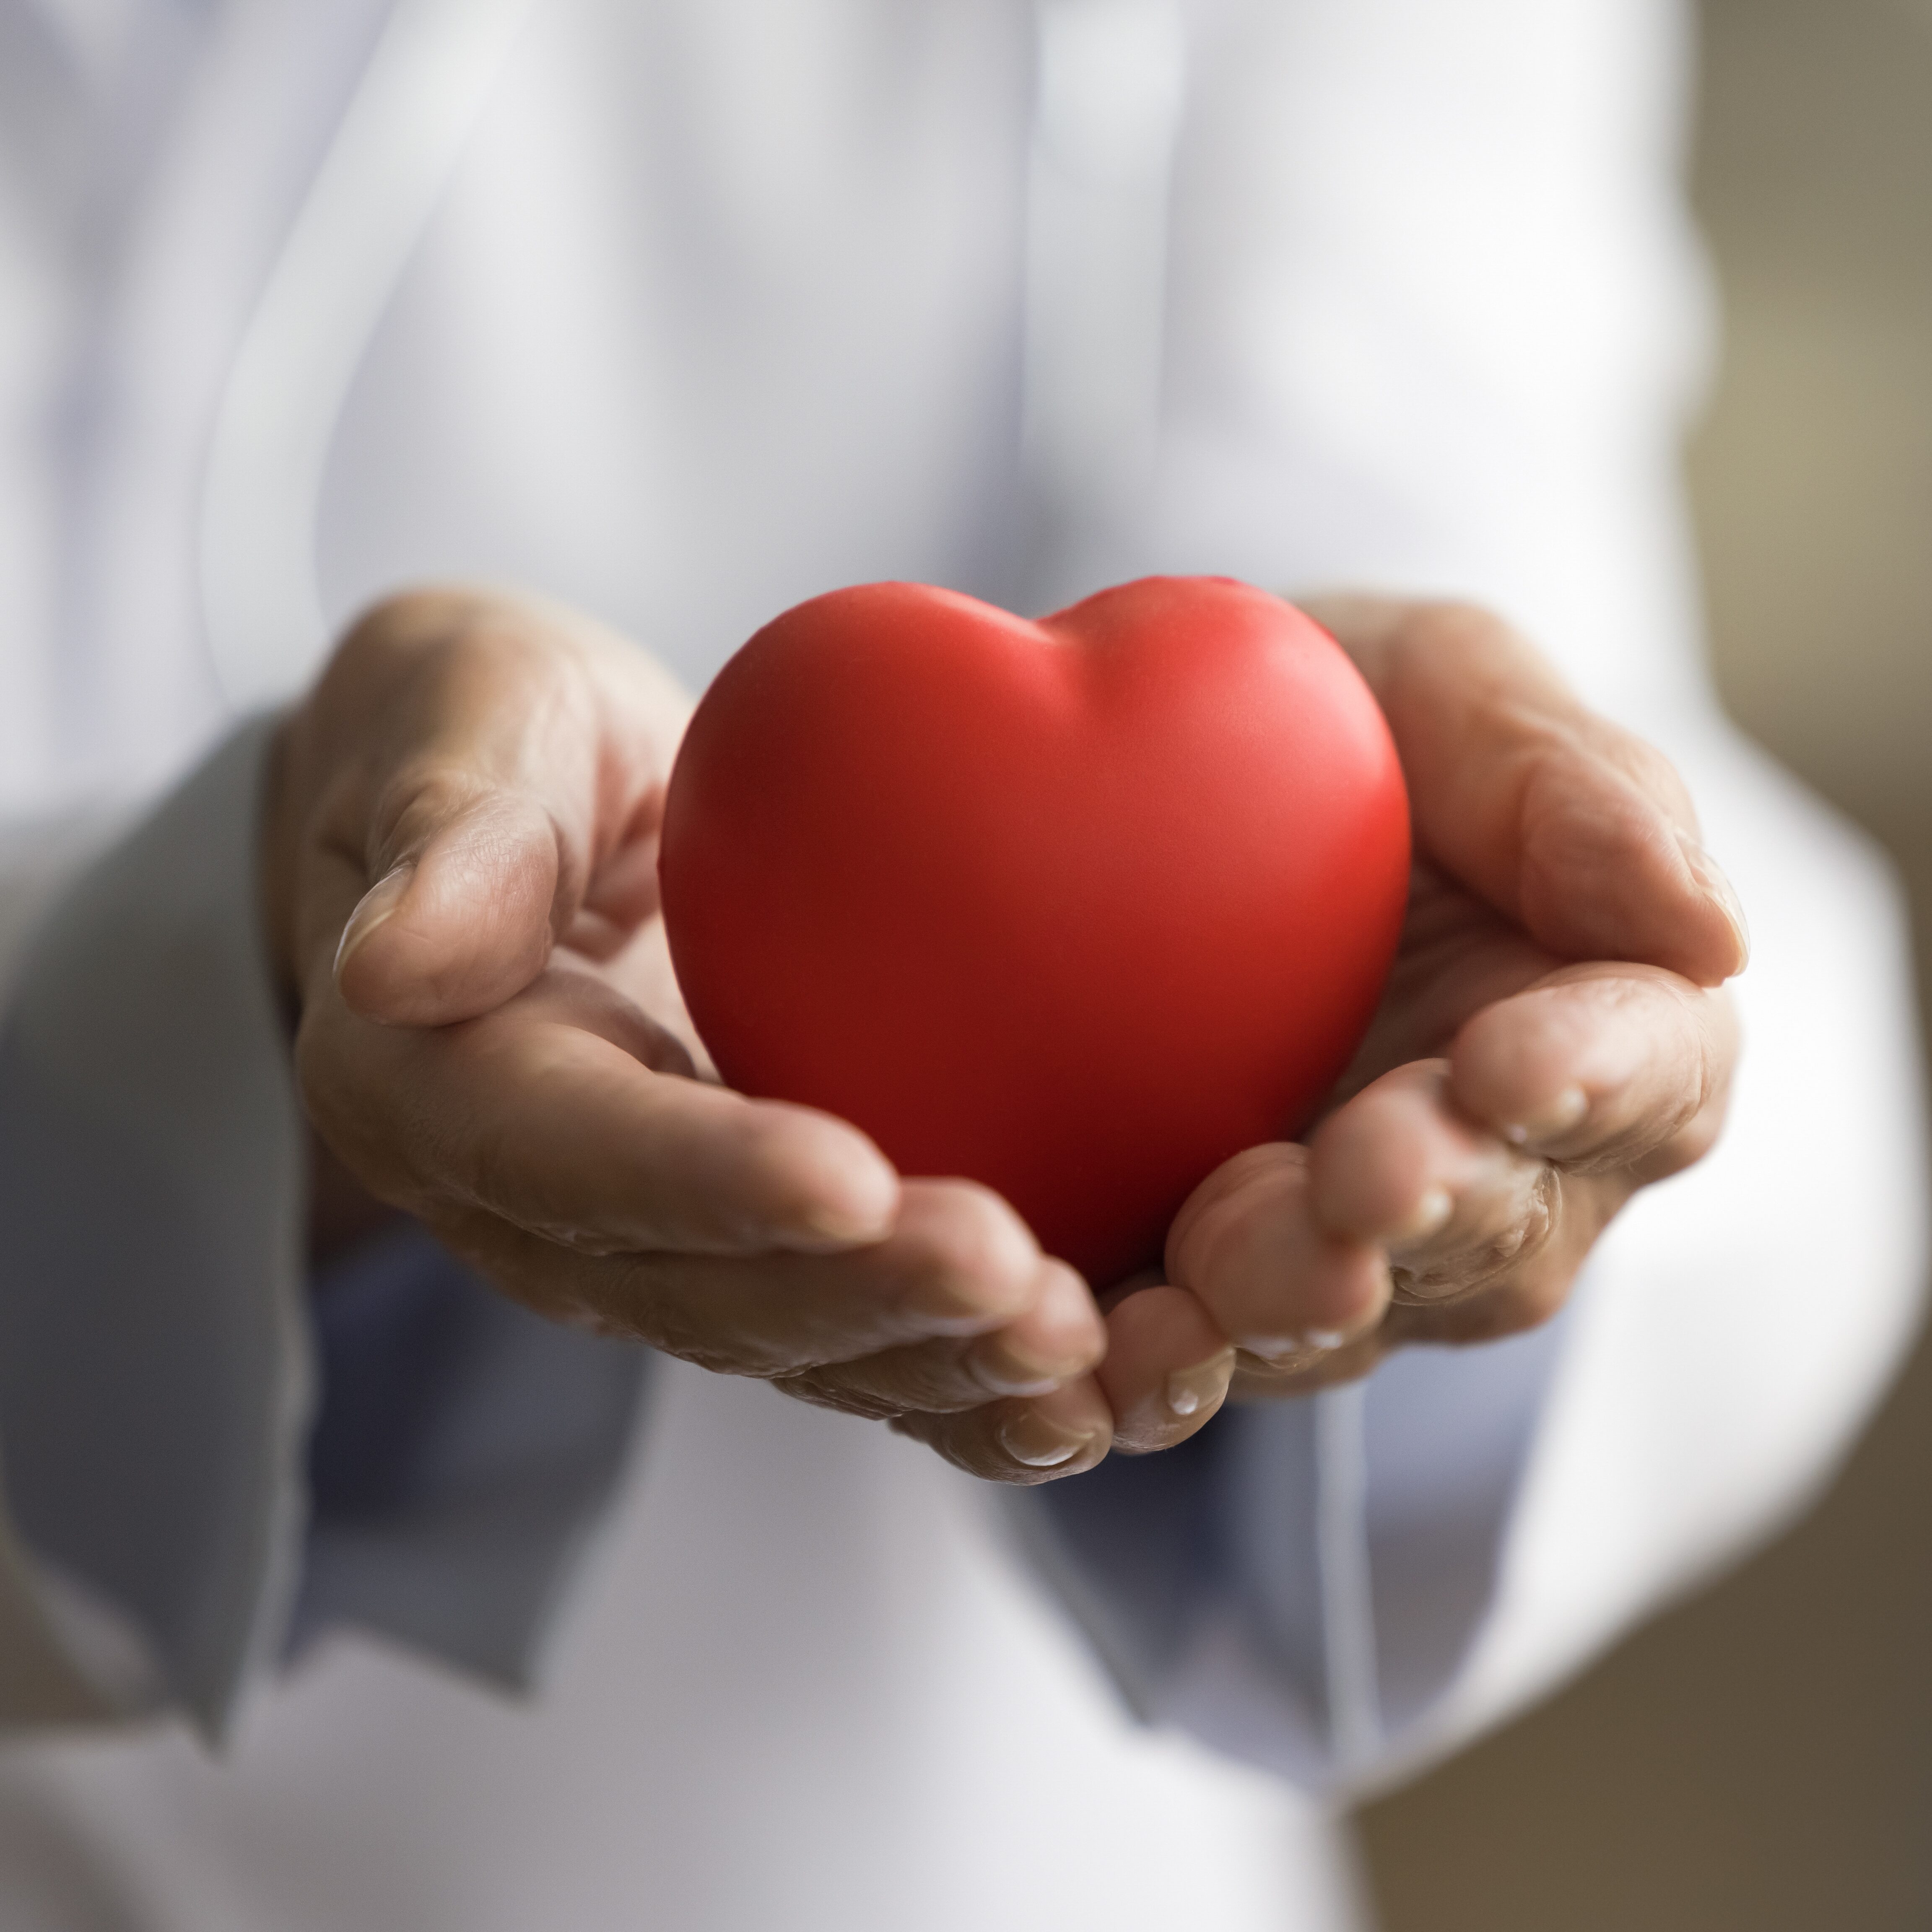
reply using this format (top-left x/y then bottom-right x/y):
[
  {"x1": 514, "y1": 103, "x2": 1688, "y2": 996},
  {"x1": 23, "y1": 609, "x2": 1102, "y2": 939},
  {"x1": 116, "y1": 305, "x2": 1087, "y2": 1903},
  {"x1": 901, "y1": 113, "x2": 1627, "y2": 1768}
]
[{"x1": 661, "y1": 576, "x2": 1410, "y2": 1285}]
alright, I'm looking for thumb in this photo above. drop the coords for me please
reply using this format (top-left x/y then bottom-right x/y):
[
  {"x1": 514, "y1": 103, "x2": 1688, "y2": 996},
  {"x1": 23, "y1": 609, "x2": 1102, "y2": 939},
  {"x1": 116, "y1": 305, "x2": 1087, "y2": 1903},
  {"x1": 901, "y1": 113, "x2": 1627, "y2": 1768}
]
[
  {"x1": 275, "y1": 589, "x2": 687, "y2": 1030},
  {"x1": 331, "y1": 782, "x2": 573, "y2": 1026},
  {"x1": 1305, "y1": 595, "x2": 1750, "y2": 988}
]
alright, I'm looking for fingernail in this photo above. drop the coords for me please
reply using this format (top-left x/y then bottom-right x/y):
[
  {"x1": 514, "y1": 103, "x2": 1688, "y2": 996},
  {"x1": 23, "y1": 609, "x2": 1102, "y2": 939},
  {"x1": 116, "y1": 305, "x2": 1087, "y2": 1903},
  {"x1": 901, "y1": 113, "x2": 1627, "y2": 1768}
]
[
  {"x1": 1392, "y1": 1185, "x2": 1453, "y2": 1245},
  {"x1": 1677, "y1": 829, "x2": 1750, "y2": 971},
  {"x1": 1504, "y1": 1085, "x2": 1589, "y2": 1148},
  {"x1": 996, "y1": 1411, "x2": 1101, "y2": 1469},
  {"x1": 968, "y1": 1338, "x2": 1072, "y2": 1400},
  {"x1": 1165, "y1": 1348, "x2": 1235, "y2": 1419},
  {"x1": 333, "y1": 865, "x2": 413, "y2": 984},
  {"x1": 1247, "y1": 1333, "x2": 1312, "y2": 1362},
  {"x1": 1246, "y1": 1326, "x2": 1350, "y2": 1364},
  {"x1": 1245, "y1": 1334, "x2": 1306, "y2": 1363}
]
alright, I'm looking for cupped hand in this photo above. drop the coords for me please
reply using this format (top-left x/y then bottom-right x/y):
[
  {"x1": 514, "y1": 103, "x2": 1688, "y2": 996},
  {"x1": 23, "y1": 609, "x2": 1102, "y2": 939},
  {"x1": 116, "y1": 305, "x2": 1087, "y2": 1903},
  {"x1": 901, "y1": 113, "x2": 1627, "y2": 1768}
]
[
  {"x1": 1100, "y1": 595, "x2": 1747, "y2": 1419},
  {"x1": 268, "y1": 588, "x2": 1119, "y2": 1484}
]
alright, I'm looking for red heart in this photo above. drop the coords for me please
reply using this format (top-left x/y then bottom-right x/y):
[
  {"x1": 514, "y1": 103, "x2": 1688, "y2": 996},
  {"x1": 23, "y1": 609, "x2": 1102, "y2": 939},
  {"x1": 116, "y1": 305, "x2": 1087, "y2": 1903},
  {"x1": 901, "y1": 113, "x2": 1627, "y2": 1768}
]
[{"x1": 660, "y1": 577, "x2": 1410, "y2": 1285}]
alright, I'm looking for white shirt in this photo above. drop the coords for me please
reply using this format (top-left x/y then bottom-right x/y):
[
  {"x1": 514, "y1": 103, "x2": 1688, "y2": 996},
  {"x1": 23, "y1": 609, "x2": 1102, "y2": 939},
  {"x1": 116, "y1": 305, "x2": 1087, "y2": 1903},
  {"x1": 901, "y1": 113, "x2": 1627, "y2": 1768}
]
[{"x1": 0, "y1": 2, "x2": 1922, "y2": 1927}]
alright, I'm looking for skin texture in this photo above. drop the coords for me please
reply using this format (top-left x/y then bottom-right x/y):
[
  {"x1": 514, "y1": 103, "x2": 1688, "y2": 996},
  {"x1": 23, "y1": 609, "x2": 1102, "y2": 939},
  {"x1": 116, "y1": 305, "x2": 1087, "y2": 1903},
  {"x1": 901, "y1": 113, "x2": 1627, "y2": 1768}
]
[{"x1": 267, "y1": 586, "x2": 1745, "y2": 1485}]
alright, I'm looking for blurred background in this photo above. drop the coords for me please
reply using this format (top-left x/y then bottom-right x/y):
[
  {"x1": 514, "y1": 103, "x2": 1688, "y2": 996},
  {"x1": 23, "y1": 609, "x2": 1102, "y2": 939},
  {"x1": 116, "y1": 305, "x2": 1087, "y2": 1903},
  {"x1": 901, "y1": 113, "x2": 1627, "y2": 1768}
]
[{"x1": 1358, "y1": 0, "x2": 1932, "y2": 1924}]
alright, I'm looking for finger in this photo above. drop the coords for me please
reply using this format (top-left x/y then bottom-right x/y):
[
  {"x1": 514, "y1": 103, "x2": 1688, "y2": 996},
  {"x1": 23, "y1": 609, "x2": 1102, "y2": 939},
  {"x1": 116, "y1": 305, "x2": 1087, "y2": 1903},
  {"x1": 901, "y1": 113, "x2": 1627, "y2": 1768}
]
[
  {"x1": 891, "y1": 1381, "x2": 1113, "y2": 1485},
  {"x1": 438, "y1": 1179, "x2": 1052, "y2": 1376},
  {"x1": 286, "y1": 590, "x2": 684, "y2": 1026},
  {"x1": 300, "y1": 967, "x2": 901, "y2": 1255},
  {"x1": 1449, "y1": 964, "x2": 1740, "y2": 1181},
  {"x1": 1166, "y1": 1145, "x2": 1388, "y2": 1366},
  {"x1": 327, "y1": 788, "x2": 570, "y2": 1026},
  {"x1": 1301, "y1": 595, "x2": 1749, "y2": 987},
  {"x1": 778, "y1": 1259, "x2": 1105, "y2": 1417},
  {"x1": 1308, "y1": 1061, "x2": 1562, "y2": 1304},
  {"x1": 1093, "y1": 1285, "x2": 1235, "y2": 1454}
]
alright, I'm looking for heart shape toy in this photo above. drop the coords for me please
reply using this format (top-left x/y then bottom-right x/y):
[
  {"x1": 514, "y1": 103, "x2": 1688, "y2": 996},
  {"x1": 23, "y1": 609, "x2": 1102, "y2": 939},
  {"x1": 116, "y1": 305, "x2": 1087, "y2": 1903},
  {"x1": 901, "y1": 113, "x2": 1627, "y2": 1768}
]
[{"x1": 660, "y1": 577, "x2": 1410, "y2": 1285}]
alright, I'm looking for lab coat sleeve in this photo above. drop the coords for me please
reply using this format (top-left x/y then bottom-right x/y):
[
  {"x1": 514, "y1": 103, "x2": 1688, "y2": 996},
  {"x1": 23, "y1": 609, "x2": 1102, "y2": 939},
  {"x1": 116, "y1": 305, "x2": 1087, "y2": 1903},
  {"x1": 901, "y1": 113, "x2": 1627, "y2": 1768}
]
[
  {"x1": 0, "y1": 720, "x2": 308, "y2": 1734},
  {"x1": 0, "y1": 810, "x2": 143, "y2": 1726},
  {"x1": 0, "y1": 721, "x2": 648, "y2": 1739}
]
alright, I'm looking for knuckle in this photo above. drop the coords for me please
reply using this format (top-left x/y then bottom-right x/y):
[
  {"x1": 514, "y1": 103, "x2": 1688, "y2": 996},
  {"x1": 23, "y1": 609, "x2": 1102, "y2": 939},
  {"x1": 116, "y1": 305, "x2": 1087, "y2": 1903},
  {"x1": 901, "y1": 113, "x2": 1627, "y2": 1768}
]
[
  {"x1": 337, "y1": 587, "x2": 538, "y2": 671},
  {"x1": 328, "y1": 594, "x2": 420, "y2": 678},
  {"x1": 1397, "y1": 598, "x2": 1513, "y2": 660},
  {"x1": 323, "y1": 589, "x2": 481, "y2": 701},
  {"x1": 1612, "y1": 734, "x2": 1686, "y2": 805},
  {"x1": 1583, "y1": 726, "x2": 1697, "y2": 829},
  {"x1": 347, "y1": 586, "x2": 470, "y2": 648}
]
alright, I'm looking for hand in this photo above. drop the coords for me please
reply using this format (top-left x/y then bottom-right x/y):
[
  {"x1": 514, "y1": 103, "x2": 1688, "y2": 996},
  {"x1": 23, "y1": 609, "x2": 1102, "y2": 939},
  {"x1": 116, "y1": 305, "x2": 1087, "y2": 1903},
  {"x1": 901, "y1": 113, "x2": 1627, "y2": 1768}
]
[
  {"x1": 267, "y1": 588, "x2": 1126, "y2": 1485},
  {"x1": 1123, "y1": 596, "x2": 1745, "y2": 1409}
]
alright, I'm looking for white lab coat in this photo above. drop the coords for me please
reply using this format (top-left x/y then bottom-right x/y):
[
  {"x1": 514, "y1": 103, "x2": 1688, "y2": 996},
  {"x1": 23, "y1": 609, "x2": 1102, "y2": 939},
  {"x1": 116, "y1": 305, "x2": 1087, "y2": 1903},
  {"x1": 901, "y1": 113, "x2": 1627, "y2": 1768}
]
[{"x1": 0, "y1": 0, "x2": 1922, "y2": 1927}]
